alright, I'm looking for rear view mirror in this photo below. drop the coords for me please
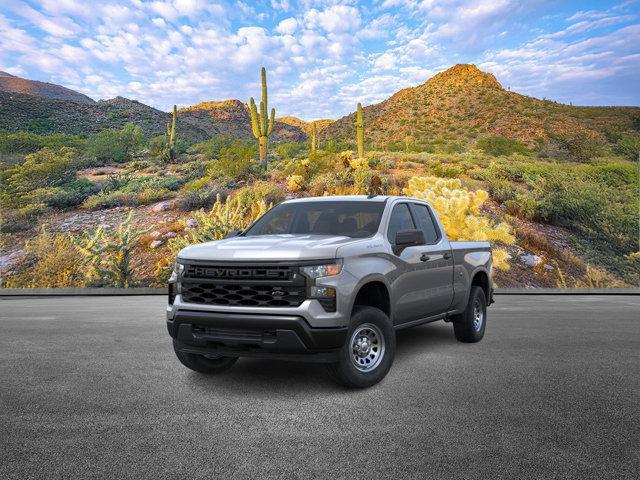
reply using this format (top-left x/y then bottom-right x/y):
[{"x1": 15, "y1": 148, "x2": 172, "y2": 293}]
[{"x1": 394, "y1": 229, "x2": 425, "y2": 254}]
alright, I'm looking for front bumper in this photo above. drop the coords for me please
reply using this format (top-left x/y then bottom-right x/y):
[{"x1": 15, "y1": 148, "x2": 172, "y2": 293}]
[{"x1": 168, "y1": 310, "x2": 347, "y2": 363}]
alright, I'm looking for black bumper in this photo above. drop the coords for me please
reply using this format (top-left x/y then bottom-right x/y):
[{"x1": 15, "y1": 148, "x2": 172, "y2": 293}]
[{"x1": 168, "y1": 310, "x2": 347, "y2": 363}]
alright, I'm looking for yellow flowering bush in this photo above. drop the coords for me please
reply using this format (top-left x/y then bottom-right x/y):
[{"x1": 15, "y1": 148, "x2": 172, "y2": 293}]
[
  {"x1": 168, "y1": 194, "x2": 269, "y2": 254},
  {"x1": 3, "y1": 227, "x2": 85, "y2": 288},
  {"x1": 404, "y1": 176, "x2": 514, "y2": 269},
  {"x1": 287, "y1": 175, "x2": 305, "y2": 192}
]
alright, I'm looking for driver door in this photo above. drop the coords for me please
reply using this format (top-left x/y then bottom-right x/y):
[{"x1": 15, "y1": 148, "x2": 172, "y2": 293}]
[{"x1": 386, "y1": 202, "x2": 432, "y2": 324}]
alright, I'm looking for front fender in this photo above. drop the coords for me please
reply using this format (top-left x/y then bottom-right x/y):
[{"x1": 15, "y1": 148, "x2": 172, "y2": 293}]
[{"x1": 340, "y1": 253, "x2": 395, "y2": 323}]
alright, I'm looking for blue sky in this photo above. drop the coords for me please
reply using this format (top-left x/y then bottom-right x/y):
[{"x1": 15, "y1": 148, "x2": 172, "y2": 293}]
[{"x1": 0, "y1": 0, "x2": 638, "y2": 120}]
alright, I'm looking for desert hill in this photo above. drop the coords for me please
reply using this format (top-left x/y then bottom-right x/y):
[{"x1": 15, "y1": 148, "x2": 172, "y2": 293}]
[
  {"x1": 0, "y1": 74, "x2": 305, "y2": 142},
  {"x1": 320, "y1": 64, "x2": 639, "y2": 148},
  {"x1": 276, "y1": 116, "x2": 334, "y2": 135},
  {"x1": 179, "y1": 100, "x2": 305, "y2": 142},
  {"x1": 0, "y1": 71, "x2": 94, "y2": 104}
]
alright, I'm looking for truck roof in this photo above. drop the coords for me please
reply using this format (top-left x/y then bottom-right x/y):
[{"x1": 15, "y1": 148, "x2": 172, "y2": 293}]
[{"x1": 282, "y1": 195, "x2": 394, "y2": 203}]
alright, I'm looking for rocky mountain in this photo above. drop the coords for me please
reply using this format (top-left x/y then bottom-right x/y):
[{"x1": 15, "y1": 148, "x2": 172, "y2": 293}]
[
  {"x1": 0, "y1": 76, "x2": 305, "y2": 143},
  {"x1": 276, "y1": 116, "x2": 334, "y2": 135},
  {"x1": 0, "y1": 91, "x2": 210, "y2": 141},
  {"x1": 0, "y1": 71, "x2": 94, "y2": 104},
  {"x1": 321, "y1": 64, "x2": 640, "y2": 148},
  {"x1": 179, "y1": 100, "x2": 306, "y2": 142}
]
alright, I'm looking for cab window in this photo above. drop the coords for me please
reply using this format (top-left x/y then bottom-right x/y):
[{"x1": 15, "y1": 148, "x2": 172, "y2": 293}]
[
  {"x1": 411, "y1": 203, "x2": 440, "y2": 244},
  {"x1": 387, "y1": 203, "x2": 415, "y2": 243}
]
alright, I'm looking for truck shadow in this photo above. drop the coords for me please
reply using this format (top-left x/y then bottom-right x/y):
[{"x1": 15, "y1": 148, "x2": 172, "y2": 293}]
[{"x1": 183, "y1": 322, "x2": 458, "y2": 394}]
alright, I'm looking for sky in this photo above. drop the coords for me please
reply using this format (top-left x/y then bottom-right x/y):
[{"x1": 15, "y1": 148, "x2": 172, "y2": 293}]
[{"x1": 0, "y1": 0, "x2": 638, "y2": 120}]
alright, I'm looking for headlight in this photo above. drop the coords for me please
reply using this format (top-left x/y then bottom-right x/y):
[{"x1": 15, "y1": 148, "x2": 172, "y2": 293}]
[
  {"x1": 173, "y1": 261, "x2": 185, "y2": 276},
  {"x1": 301, "y1": 261, "x2": 342, "y2": 279},
  {"x1": 170, "y1": 261, "x2": 184, "y2": 282}
]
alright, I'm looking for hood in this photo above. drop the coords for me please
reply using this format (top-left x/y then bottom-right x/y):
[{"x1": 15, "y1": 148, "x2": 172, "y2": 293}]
[{"x1": 178, "y1": 234, "x2": 358, "y2": 262}]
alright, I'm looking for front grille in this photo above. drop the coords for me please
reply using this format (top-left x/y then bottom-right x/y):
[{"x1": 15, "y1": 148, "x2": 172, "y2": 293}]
[{"x1": 180, "y1": 263, "x2": 306, "y2": 307}]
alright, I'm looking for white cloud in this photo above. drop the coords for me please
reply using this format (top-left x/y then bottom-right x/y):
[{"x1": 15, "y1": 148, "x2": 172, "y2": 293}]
[
  {"x1": 305, "y1": 5, "x2": 361, "y2": 33},
  {"x1": 9, "y1": 2, "x2": 80, "y2": 37},
  {"x1": 1, "y1": 65, "x2": 27, "y2": 76},
  {"x1": 271, "y1": 0, "x2": 291, "y2": 11},
  {"x1": 276, "y1": 17, "x2": 298, "y2": 35},
  {"x1": 371, "y1": 52, "x2": 397, "y2": 70},
  {"x1": 358, "y1": 13, "x2": 396, "y2": 39}
]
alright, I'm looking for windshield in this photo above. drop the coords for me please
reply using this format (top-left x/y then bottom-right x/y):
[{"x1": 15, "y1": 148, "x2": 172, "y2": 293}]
[{"x1": 244, "y1": 201, "x2": 385, "y2": 238}]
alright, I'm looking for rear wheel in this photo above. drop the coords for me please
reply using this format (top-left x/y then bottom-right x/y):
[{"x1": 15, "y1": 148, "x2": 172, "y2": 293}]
[
  {"x1": 326, "y1": 306, "x2": 395, "y2": 388},
  {"x1": 453, "y1": 286, "x2": 486, "y2": 343},
  {"x1": 173, "y1": 340, "x2": 238, "y2": 374}
]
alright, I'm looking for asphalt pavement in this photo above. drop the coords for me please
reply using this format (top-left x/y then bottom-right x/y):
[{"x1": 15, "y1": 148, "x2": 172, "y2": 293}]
[{"x1": 1, "y1": 295, "x2": 638, "y2": 479}]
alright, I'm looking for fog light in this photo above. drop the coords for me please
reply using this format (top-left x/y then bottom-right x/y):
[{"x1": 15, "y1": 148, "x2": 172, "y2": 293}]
[
  {"x1": 310, "y1": 286, "x2": 336, "y2": 312},
  {"x1": 310, "y1": 286, "x2": 336, "y2": 298}
]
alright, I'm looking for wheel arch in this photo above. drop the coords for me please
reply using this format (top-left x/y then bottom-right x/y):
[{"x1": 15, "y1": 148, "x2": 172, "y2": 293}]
[
  {"x1": 349, "y1": 276, "x2": 391, "y2": 320},
  {"x1": 470, "y1": 268, "x2": 491, "y2": 303}
]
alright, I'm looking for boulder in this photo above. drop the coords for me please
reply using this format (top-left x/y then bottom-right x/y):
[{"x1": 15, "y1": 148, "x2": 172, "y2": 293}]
[
  {"x1": 520, "y1": 254, "x2": 542, "y2": 267},
  {"x1": 152, "y1": 200, "x2": 174, "y2": 212}
]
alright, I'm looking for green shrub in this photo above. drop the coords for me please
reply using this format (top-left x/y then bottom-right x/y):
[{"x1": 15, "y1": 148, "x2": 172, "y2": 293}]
[
  {"x1": 0, "y1": 131, "x2": 87, "y2": 154},
  {"x1": 432, "y1": 163, "x2": 464, "y2": 178},
  {"x1": 174, "y1": 189, "x2": 226, "y2": 211},
  {"x1": 214, "y1": 140, "x2": 257, "y2": 178},
  {"x1": 192, "y1": 136, "x2": 236, "y2": 158},
  {"x1": 0, "y1": 147, "x2": 81, "y2": 208},
  {"x1": 82, "y1": 191, "x2": 138, "y2": 210},
  {"x1": 615, "y1": 133, "x2": 640, "y2": 160},
  {"x1": 477, "y1": 136, "x2": 529, "y2": 156},
  {"x1": 275, "y1": 141, "x2": 306, "y2": 160},
  {"x1": 82, "y1": 186, "x2": 173, "y2": 210},
  {"x1": 556, "y1": 132, "x2": 603, "y2": 162},
  {"x1": 0, "y1": 203, "x2": 46, "y2": 232},
  {"x1": 148, "y1": 135, "x2": 167, "y2": 157},
  {"x1": 27, "y1": 117, "x2": 54, "y2": 134},
  {"x1": 88, "y1": 123, "x2": 144, "y2": 163},
  {"x1": 505, "y1": 194, "x2": 539, "y2": 220},
  {"x1": 233, "y1": 181, "x2": 286, "y2": 208}
]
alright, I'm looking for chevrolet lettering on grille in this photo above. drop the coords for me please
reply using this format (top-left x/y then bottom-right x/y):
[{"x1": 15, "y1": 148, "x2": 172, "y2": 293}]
[{"x1": 188, "y1": 266, "x2": 289, "y2": 280}]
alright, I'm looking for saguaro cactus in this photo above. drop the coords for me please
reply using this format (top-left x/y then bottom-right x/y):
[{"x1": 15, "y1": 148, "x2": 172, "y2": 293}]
[
  {"x1": 310, "y1": 122, "x2": 317, "y2": 152},
  {"x1": 355, "y1": 102, "x2": 364, "y2": 160},
  {"x1": 165, "y1": 104, "x2": 177, "y2": 161},
  {"x1": 249, "y1": 67, "x2": 275, "y2": 166}
]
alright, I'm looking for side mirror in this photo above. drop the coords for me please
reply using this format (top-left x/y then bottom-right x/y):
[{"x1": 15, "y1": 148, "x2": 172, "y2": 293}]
[
  {"x1": 394, "y1": 229, "x2": 425, "y2": 254},
  {"x1": 225, "y1": 229, "x2": 242, "y2": 238}
]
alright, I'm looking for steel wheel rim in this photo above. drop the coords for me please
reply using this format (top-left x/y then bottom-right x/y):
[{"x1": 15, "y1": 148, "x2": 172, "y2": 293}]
[
  {"x1": 473, "y1": 299, "x2": 483, "y2": 331},
  {"x1": 350, "y1": 323, "x2": 385, "y2": 372}
]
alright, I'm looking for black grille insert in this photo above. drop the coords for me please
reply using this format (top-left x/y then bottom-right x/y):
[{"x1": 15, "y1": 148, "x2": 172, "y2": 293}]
[{"x1": 181, "y1": 263, "x2": 306, "y2": 307}]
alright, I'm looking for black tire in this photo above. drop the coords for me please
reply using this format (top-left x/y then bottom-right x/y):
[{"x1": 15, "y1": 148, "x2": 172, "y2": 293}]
[
  {"x1": 173, "y1": 340, "x2": 238, "y2": 374},
  {"x1": 453, "y1": 286, "x2": 487, "y2": 343},
  {"x1": 326, "y1": 306, "x2": 396, "y2": 388}
]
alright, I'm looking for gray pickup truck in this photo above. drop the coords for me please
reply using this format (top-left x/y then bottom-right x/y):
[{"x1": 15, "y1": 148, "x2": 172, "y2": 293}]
[{"x1": 167, "y1": 195, "x2": 493, "y2": 387}]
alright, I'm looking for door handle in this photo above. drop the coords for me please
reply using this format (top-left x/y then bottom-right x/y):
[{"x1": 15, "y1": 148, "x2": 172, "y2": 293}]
[
  {"x1": 420, "y1": 253, "x2": 430, "y2": 262},
  {"x1": 443, "y1": 252, "x2": 452, "y2": 260}
]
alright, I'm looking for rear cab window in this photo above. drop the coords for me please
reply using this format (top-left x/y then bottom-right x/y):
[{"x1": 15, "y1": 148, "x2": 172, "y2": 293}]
[{"x1": 410, "y1": 203, "x2": 441, "y2": 244}]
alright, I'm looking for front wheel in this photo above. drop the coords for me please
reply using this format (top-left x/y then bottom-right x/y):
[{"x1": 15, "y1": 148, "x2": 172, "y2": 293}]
[
  {"x1": 326, "y1": 306, "x2": 396, "y2": 388},
  {"x1": 173, "y1": 340, "x2": 238, "y2": 374},
  {"x1": 453, "y1": 286, "x2": 487, "y2": 343}
]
